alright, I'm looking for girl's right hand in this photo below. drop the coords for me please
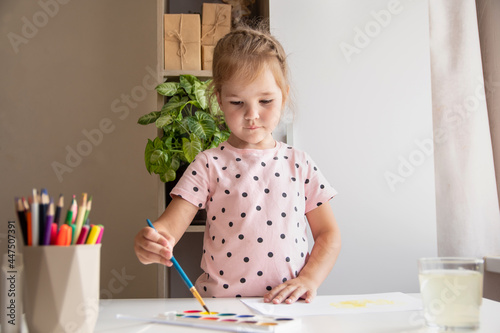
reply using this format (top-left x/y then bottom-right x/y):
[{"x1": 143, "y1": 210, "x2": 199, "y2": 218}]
[{"x1": 134, "y1": 226, "x2": 175, "y2": 266}]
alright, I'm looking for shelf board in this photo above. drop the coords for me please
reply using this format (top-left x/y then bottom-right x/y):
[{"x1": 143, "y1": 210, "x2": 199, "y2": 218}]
[
  {"x1": 485, "y1": 256, "x2": 500, "y2": 274},
  {"x1": 186, "y1": 225, "x2": 205, "y2": 233},
  {"x1": 162, "y1": 70, "x2": 212, "y2": 79}
]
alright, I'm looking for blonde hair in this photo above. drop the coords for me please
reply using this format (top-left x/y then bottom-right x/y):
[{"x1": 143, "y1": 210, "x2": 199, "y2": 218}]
[{"x1": 211, "y1": 23, "x2": 290, "y2": 104}]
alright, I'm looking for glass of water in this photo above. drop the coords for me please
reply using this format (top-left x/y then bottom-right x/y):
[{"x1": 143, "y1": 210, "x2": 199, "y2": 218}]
[{"x1": 418, "y1": 257, "x2": 484, "y2": 330}]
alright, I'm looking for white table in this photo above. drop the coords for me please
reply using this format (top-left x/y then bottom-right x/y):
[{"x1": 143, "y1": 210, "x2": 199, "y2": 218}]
[{"x1": 95, "y1": 294, "x2": 500, "y2": 333}]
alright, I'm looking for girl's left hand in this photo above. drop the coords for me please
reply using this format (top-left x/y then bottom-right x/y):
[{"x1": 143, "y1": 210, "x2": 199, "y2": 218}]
[{"x1": 263, "y1": 276, "x2": 318, "y2": 304}]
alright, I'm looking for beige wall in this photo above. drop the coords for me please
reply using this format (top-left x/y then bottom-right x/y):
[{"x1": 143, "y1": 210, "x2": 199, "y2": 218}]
[{"x1": 0, "y1": 0, "x2": 159, "y2": 299}]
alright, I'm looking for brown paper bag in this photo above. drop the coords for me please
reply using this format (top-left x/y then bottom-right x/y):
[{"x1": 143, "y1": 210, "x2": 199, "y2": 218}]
[
  {"x1": 23, "y1": 245, "x2": 101, "y2": 333},
  {"x1": 164, "y1": 14, "x2": 201, "y2": 71},
  {"x1": 201, "y1": 3, "x2": 231, "y2": 46},
  {"x1": 202, "y1": 45, "x2": 215, "y2": 70}
]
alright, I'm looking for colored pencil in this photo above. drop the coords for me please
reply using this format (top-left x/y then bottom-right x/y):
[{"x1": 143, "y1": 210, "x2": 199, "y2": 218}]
[
  {"x1": 146, "y1": 219, "x2": 210, "y2": 314},
  {"x1": 23, "y1": 197, "x2": 32, "y2": 246},
  {"x1": 70, "y1": 195, "x2": 77, "y2": 224},
  {"x1": 84, "y1": 196, "x2": 92, "y2": 225},
  {"x1": 31, "y1": 189, "x2": 39, "y2": 246},
  {"x1": 86, "y1": 225, "x2": 101, "y2": 245},
  {"x1": 43, "y1": 199, "x2": 54, "y2": 245},
  {"x1": 39, "y1": 189, "x2": 49, "y2": 244},
  {"x1": 14, "y1": 190, "x2": 100, "y2": 247},
  {"x1": 76, "y1": 225, "x2": 90, "y2": 244},
  {"x1": 74, "y1": 193, "x2": 87, "y2": 243},
  {"x1": 15, "y1": 198, "x2": 28, "y2": 245},
  {"x1": 95, "y1": 225, "x2": 104, "y2": 244},
  {"x1": 65, "y1": 210, "x2": 73, "y2": 225},
  {"x1": 69, "y1": 224, "x2": 77, "y2": 244},
  {"x1": 50, "y1": 223, "x2": 58, "y2": 245},
  {"x1": 54, "y1": 194, "x2": 64, "y2": 226},
  {"x1": 55, "y1": 224, "x2": 72, "y2": 246}
]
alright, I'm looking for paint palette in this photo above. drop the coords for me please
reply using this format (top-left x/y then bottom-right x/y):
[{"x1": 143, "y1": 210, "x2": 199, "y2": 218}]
[{"x1": 158, "y1": 310, "x2": 300, "y2": 332}]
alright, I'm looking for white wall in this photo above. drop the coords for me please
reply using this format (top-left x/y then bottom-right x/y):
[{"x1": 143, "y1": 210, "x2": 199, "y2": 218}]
[{"x1": 271, "y1": 0, "x2": 437, "y2": 294}]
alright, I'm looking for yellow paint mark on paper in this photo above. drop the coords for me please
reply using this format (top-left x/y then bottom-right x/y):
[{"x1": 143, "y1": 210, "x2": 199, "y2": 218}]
[{"x1": 330, "y1": 299, "x2": 395, "y2": 309}]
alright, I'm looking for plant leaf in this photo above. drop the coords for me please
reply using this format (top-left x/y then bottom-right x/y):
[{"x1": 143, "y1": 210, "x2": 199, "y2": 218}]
[
  {"x1": 186, "y1": 116, "x2": 215, "y2": 140},
  {"x1": 193, "y1": 81, "x2": 208, "y2": 110},
  {"x1": 144, "y1": 139, "x2": 155, "y2": 173},
  {"x1": 138, "y1": 111, "x2": 161, "y2": 125},
  {"x1": 182, "y1": 135, "x2": 202, "y2": 163},
  {"x1": 182, "y1": 99, "x2": 201, "y2": 111},
  {"x1": 153, "y1": 137, "x2": 163, "y2": 149},
  {"x1": 170, "y1": 155, "x2": 181, "y2": 171},
  {"x1": 179, "y1": 75, "x2": 199, "y2": 95},
  {"x1": 156, "y1": 82, "x2": 180, "y2": 96},
  {"x1": 150, "y1": 149, "x2": 166, "y2": 164},
  {"x1": 209, "y1": 95, "x2": 223, "y2": 116},
  {"x1": 155, "y1": 114, "x2": 173, "y2": 128},
  {"x1": 162, "y1": 169, "x2": 177, "y2": 182},
  {"x1": 195, "y1": 111, "x2": 213, "y2": 121},
  {"x1": 161, "y1": 96, "x2": 188, "y2": 114}
]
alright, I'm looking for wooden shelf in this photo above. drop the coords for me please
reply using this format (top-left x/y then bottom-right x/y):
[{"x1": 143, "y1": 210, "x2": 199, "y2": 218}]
[
  {"x1": 186, "y1": 225, "x2": 206, "y2": 233},
  {"x1": 486, "y1": 256, "x2": 500, "y2": 274},
  {"x1": 163, "y1": 70, "x2": 212, "y2": 80}
]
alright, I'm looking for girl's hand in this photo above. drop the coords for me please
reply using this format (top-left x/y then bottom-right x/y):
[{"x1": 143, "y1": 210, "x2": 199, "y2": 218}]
[
  {"x1": 134, "y1": 225, "x2": 175, "y2": 267},
  {"x1": 263, "y1": 276, "x2": 318, "y2": 304},
  {"x1": 134, "y1": 196, "x2": 199, "y2": 267}
]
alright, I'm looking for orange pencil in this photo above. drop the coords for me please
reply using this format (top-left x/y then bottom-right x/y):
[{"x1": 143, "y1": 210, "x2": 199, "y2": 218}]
[{"x1": 55, "y1": 224, "x2": 72, "y2": 246}]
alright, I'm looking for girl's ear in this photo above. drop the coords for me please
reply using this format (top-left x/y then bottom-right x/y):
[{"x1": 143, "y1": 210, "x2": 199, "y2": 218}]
[{"x1": 282, "y1": 85, "x2": 290, "y2": 107}]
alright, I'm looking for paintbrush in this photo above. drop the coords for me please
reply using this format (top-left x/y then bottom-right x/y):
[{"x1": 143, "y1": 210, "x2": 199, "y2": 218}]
[{"x1": 146, "y1": 219, "x2": 210, "y2": 314}]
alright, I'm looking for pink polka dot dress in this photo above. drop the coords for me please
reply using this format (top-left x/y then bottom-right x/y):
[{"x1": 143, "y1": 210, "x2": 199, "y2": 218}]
[{"x1": 171, "y1": 141, "x2": 337, "y2": 297}]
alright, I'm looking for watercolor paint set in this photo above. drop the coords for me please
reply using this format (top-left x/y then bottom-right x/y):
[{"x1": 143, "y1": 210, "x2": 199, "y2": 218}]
[
  {"x1": 165, "y1": 310, "x2": 299, "y2": 332},
  {"x1": 117, "y1": 309, "x2": 300, "y2": 332}
]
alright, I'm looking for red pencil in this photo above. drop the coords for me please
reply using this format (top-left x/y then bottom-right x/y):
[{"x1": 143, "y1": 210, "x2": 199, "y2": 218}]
[{"x1": 50, "y1": 223, "x2": 58, "y2": 245}]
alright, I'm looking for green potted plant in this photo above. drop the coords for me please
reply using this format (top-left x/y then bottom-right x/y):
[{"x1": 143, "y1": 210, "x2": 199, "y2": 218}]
[{"x1": 138, "y1": 74, "x2": 230, "y2": 183}]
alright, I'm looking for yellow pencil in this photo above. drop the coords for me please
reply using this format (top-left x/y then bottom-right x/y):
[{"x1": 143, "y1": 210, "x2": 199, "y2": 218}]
[{"x1": 86, "y1": 225, "x2": 101, "y2": 245}]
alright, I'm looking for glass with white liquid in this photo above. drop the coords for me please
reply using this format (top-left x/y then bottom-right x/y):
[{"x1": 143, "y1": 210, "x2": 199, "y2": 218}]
[{"x1": 418, "y1": 258, "x2": 484, "y2": 330}]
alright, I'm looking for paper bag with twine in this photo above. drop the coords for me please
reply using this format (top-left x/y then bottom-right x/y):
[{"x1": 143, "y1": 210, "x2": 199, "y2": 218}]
[
  {"x1": 201, "y1": 3, "x2": 231, "y2": 46},
  {"x1": 202, "y1": 45, "x2": 215, "y2": 70},
  {"x1": 164, "y1": 14, "x2": 201, "y2": 71}
]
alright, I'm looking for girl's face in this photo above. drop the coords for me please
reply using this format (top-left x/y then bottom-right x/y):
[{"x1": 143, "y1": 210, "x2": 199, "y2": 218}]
[{"x1": 217, "y1": 66, "x2": 285, "y2": 150}]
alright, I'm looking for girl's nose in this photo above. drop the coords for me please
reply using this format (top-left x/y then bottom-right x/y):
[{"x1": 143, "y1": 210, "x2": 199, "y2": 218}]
[{"x1": 244, "y1": 104, "x2": 259, "y2": 120}]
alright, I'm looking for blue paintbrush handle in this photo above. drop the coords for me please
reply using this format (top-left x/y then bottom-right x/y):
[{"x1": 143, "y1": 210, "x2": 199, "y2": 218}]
[
  {"x1": 146, "y1": 219, "x2": 194, "y2": 288},
  {"x1": 170, "y1": 256, "x2": 194, "y2": 288}
]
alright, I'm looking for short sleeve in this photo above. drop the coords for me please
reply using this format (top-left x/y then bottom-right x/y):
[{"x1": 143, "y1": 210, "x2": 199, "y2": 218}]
[
  {"x1": 170, "y1": 153, "x2": 211, "y2": 209},
  {"x1": 302, "y1": 153, "x2": 337, "y2": 214}
]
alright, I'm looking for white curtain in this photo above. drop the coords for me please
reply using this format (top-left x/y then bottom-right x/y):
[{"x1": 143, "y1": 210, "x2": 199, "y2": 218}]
[{"x1": 429, "y1": 0, "x2": 500, "y2": 257}]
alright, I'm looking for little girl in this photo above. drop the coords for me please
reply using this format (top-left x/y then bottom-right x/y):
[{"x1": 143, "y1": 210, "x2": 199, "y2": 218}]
[{"x1": 134, "y1": 24, "x2": 341, "y2": 304}]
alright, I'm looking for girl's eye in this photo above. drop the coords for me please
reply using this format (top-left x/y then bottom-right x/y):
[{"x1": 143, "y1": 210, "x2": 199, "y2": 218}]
[
  {"x1": 230, "y1": 101, "x2": 243, "y2": 106},
  {"x1": 260, "y1": 99, "x2": 273, "y2": 104}
]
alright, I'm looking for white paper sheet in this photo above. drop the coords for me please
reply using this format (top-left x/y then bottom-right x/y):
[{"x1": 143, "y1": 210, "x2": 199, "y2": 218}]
[{"x1": 241, "y1": 292, "x2": 422, "y2": 317}]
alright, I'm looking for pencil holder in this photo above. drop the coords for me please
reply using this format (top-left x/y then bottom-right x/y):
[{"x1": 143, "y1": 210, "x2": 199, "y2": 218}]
[{"x1": 23, "y1": 244, "x2": 101, "y2": 333}]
